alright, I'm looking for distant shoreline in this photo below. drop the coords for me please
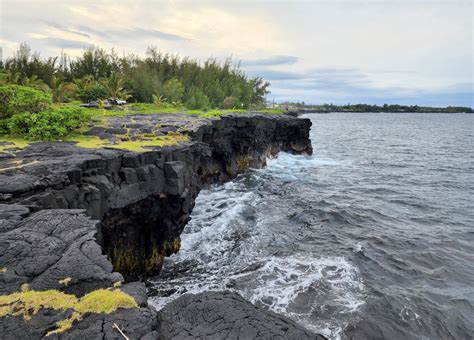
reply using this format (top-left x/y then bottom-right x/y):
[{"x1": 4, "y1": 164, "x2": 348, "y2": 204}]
[
  {"x1": 299, "y1": 109, "x2": 473, "y2": 114},
  {"x1": 281, "y1": 104, "x2": 473, "y2": 114}
]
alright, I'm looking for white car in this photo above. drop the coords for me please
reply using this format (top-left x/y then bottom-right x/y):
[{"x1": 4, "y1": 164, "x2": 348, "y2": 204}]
[{"x1": 109, "y1": 98, "x2": 127, "y2": 105}]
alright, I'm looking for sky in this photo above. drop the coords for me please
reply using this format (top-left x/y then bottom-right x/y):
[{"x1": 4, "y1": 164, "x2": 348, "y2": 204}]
[{"x1": 0, "y1": 0, "x2": 473, "y2": 107}]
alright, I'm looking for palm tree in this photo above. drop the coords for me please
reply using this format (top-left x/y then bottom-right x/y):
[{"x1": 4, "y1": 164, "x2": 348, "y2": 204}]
[
  {"x1": 152, "y1": 94, "x2": 167, "y2": 107},
  {"x1": 73, "y1": 75, "x2": 94, "y2": 92},
  {"x1": 48, "y1": 75, "x2": 77, "y2": 103},
  {"x1": 100, "y1": 72, "x2": 130, "y2": 101},
  {"x1": 0, "y1": 70, "x2": 21, "y2": 85},
  {"x1": 21, "y1": 75, "x2": 46, "y2": 90}
]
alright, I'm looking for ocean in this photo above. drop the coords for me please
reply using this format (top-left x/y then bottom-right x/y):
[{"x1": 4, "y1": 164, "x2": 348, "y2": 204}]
[{"x1": 149, "y1": 112, "x2": 474, "y2": 339}]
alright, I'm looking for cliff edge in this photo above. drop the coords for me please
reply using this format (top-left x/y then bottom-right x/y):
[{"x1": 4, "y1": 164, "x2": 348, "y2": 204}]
[{"x1": 0, "y1": 112, "x2": 324, "y2": 339}]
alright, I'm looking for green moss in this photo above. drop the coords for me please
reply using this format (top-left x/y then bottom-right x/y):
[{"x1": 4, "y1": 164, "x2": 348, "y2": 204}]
[
  {"x1": 143, "y1": 247, "x2": 165, "y2": 273},
  {"x1": 255, "y1": 109, "x2": 284, "y2": 114},
  {"x1": 66, "y1": 131, "x2": 189, "y2": 152},
  {"x1": 0, "y1": 286, "x2": 138, "y2": 336},
  {"x1": 112, "y1": 248, "x2": 141, "y2": 274},
  {"x1": 236, "y1": 156, "x2": 251, "y2": 172},
  {"x1": 0, "y1": 137, "x2": 30, "y2": 156},
  {"x1": 0, "y1": 289, "x2": 77, "y2": 321},
  {"x1": 75, "y1": 289, "x2": 137, "y2": 314},
  {"x1": 112, "y1": 239, "x2": 181, "y2": 274}
]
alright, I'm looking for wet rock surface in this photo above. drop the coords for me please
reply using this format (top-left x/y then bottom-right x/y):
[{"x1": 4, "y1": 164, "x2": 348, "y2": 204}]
[
  {"x1": 158, "y1": 291, "x2": 326, "y2": 340},
  {"x1": 0, "y1": 113, "x2": 321, "y2": 339}
]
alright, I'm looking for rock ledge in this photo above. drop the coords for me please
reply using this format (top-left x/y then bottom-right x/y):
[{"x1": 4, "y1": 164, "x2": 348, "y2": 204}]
[{"x1": 0, "y1": 113, "x2": 323, "y2": 339}]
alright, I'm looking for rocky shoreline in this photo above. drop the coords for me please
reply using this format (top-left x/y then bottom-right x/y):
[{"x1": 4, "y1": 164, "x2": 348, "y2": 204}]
[{"x1": 0, "y1": 112, "x2": 325, "y2": 339}]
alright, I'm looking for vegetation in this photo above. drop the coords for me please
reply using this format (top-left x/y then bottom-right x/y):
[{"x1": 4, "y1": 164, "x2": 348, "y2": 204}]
[
  {"x1": 47, "y1": 75, "x2": 76, "y2": 103},
  {"x1": 100, "y1": 72, "x2": 130, "y2": 100},
  {"x1": 279, "y1": 102, "x2": 473, "y2": 113},
  {"x1": 0, "y1": 44, "x2": 275, "y2": 144},
  {"x1": 3, "y1": 106, "x2": 91, "y2": 140},
  {"x1": 67, "y1": 131, "x2": 189, "y2": 152},
  {"x1": 0, "y1": 284, "x2": 138, "y2": 335},
  {"x1": 0, "y1": 85, "x2": 51, "y2": 118},
  {"x1": 0, "y1": 138, "x2": 29, "y2": 155},
  {"x1": 0, "y1": 43, "x2": 269, "y2": 110}
]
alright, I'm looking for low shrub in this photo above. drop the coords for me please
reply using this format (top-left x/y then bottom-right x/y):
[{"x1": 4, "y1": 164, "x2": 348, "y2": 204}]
[
  {"x1": 6, "y1": 107, "x2": 91, "y2": 140},
  {"x1": 78, "y1": 84, "x2": 108, "y2": 103},
  {"x1": 185, "y1": 88, "x2": 210, "y2": 110},
  {"x1": 0, "y1": 85, "x2": 52, "y2": 119},
  {"x1": 222, "y1": 96, "x2": 238, "y2": 109}
]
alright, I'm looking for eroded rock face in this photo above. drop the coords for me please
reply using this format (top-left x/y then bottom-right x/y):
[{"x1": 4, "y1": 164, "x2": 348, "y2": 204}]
[
  {"x1": 0, "y1": 113, "x2": 319, "y2": 339},
  {"x1": 0, "y1": 114, "x2": 312, "y2": 280}
]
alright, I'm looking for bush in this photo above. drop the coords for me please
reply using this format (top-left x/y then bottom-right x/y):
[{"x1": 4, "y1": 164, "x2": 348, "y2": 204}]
[
  {"x1": 185, "y1": 88, "x2": 210, "y2": 110},
  {"x1": 78, "y1": 85, "x2": 108, "y2": 103},
  {"x1": 222, "y1": 96, "x2": 238, "y2": 109},
  {"x1": 162, "y1": 78, "x2": 184, "y2": 103},
  {"x1": 0, "y1": 85, "x2": 51, "y2": 119},
  {"x1": 6, "y1": 107, "x2": 91, "y2": 140}
]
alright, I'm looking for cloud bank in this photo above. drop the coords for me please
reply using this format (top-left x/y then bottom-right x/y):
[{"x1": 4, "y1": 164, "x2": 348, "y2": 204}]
[{"x1": 0, "y1": 0, "x2": 472, "y2": 106}]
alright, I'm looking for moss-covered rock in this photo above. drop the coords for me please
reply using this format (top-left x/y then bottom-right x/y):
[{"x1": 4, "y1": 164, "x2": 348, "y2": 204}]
[{"x1": 0, "y1": 285, "x2": 137, "y2": 335}]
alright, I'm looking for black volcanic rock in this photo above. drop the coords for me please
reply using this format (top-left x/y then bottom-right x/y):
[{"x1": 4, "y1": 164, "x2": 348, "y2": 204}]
[
  {"x1": 157, "y1": 291, "x2": 326, "y2": 340},
  {"x1": 0, "y1": 113, "x2": 319, "y2": 339},
  {"x1": 0, "y1": 208, "x2": 158, "y2": 340}
]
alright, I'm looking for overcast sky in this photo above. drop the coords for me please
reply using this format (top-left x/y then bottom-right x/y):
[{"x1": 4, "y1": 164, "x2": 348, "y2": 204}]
[{"x1": 1, "y1": 0, "x2": 472, "y2": 106}]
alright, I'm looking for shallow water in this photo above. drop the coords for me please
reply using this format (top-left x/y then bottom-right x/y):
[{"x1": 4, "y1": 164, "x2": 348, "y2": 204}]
[{"x1": 149, "y1": 112, "x2": 474, "y2": 339}]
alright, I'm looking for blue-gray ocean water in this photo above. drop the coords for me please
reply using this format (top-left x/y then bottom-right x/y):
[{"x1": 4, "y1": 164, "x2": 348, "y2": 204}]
[{"x1": 149, "y1": 112, "x2": 474, "y2": 339}]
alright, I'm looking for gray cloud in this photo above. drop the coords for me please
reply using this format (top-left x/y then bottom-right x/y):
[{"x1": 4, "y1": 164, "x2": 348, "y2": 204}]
[
  {"x1": 42, "y1": 21, "x2": 91, "y2": 39},
  {"x1": 75, "y1": 26, "x2": 187, "y2": 42},
  {"x1": 76, "y1": 25, "x2": 110, "y2": 39},
  {"x1": 35, "y1": 37, "x2": 93, "y2": 49},
  {"x1": 249, "y1": 67, "x2": 369, "y2": 85},
  {"x1": 269, "y1": 72, "x2": 473, "y2": 107},
  {"x1": 118, "y1": 28, "x2": 187, "y2": 42},
  {"x1": 241, "y1": 55, "x2": 298, "y2": 67},
  {"x1": 247, "y1": 69, "x2": 302, "y2": 81}
]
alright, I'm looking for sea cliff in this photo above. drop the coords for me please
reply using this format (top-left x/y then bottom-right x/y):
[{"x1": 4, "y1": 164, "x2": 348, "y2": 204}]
[{"x1": 0, "y1": 112, "x2": 325, "y2": 339}]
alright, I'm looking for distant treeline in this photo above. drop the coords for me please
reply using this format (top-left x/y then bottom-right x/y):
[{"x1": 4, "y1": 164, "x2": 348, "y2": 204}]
[
  {"x1": 281, "y1": 102, "x2": 473, "y2": 113},
  {"x1": 0, "y1": 43, "x2": 269, "y2": 109}
]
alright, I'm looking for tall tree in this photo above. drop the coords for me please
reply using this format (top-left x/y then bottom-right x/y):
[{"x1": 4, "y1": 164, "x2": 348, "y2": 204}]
[
  {"x1": 48, "y1": 75, "x2": 76, "y2": 103},
  {"x1": 100, "y1": 72, "x2": 129, "y2": 100}
]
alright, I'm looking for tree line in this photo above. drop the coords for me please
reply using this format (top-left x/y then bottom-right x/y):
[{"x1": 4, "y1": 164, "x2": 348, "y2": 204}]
[
  {"x1": 0, "y1": 43, "x2": 270, "y2": 110},
  {"x1": 280, "y1": 102, "x2": 473, "y2": 113}
]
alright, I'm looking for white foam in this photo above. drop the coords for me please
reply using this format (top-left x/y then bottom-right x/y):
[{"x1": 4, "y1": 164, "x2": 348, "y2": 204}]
[
  {"x1": 148, "y1": 154, "x2": 365, "y2": 339},
  {"x1": 240, "y1": 254, "x2": 365, "y2": 339}
]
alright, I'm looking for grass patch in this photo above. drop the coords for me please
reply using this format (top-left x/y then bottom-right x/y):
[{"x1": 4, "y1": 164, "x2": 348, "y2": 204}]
[
  {"x1": 255, "y1": 109, "x2": 284, "y2": 114},
  {"x1": 184, "y1": 109, "x2": 248, "y2": 118},
  {"x1": 0, "y1": 286, "x2": 138, "y2": 336},
  {"x1": 0, "y1": 137, "x2": 30, "y2": 156},
  {"x1": 66, "y1": 131, "x2": 189, "y2": 152},
  {"x1": 68, "y1": 103, "x2": 184, "y2": 118},
  {"x1": 63, "y1": 103, "x2": 280, "y2": 119}
]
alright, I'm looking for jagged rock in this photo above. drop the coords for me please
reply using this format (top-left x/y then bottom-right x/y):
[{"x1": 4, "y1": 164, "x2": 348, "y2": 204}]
[
  {"x1": 0, "y1": 114, "x2": 312, "y2": 279},
  {"x1": 157, "y1": 291, "x2": 326, "y2": 340},
  {"x1": 0, "y1": 209, "x2": 121, "y2": 295},
  {"x1": 0, "y1": 113, "x2": 319, "y2": 339},
  {"x1": 0, "y1": 208, "x2": 159, "y2": 340}
]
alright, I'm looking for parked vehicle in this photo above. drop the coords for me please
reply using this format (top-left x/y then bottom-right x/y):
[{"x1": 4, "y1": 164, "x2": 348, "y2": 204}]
[
  {"x1": 80, "y1": 101, "x2": 100, "y2": 108},
  {"x1": 109, "y1": 98, "x2": 127, "y2": 105}
]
